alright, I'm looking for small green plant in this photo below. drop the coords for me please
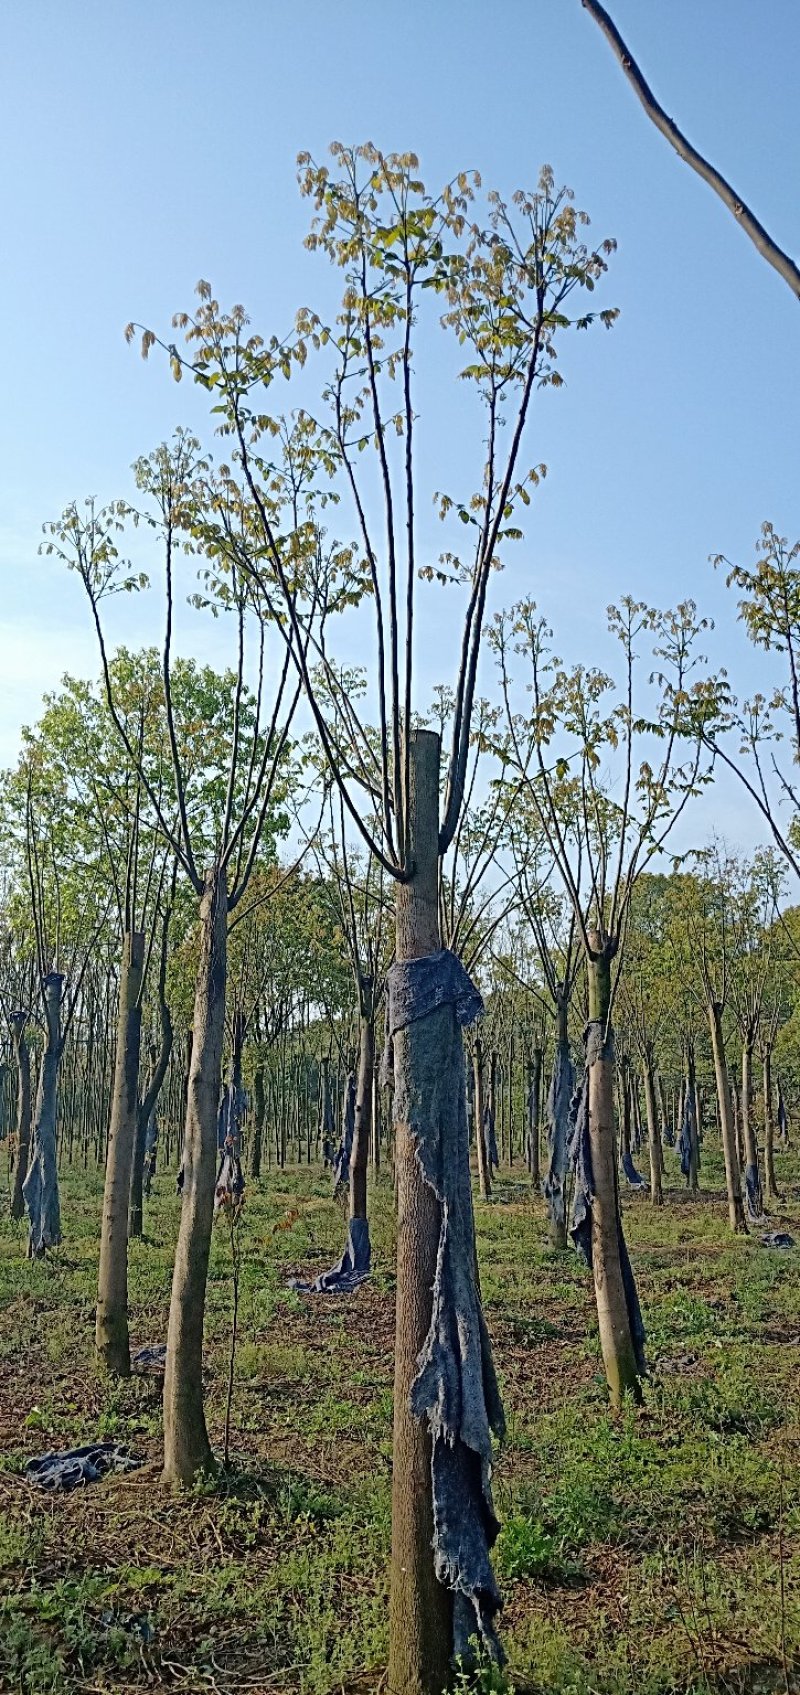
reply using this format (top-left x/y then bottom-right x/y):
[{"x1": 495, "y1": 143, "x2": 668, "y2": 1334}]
[{"x1": 495, "y1": 1513, "x2": 580, "y2": 1583}]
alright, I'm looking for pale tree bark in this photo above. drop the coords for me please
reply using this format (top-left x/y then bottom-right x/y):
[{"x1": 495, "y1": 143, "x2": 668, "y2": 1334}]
[
  {"x1": 10, "y1": 1013, "x2": 32, "y2": 1222},
  {"x1": 580, "y1": 0, "x2": 800, "y2": 303},
  {"x1": 707, "y1": 999, "x2": 747, "y2": 1233},
  {"x1": 587, "y1": 932, "x2": 641, "y2": 1408},
  {"x1": 642, "y1": 1047, "x2": 663, "y2": 1206},
  {"x1": 473, "y1": 1038, "x2": 491, "y2": 1202},
  {"x1": 388, "y1": 729, "x2": 453, "y2": 1695},
  {"x1": 163, "y1": 865, "x2": 228, "y2": 1485},
  {"x1": 96, "y1": 931, "x2": 145, "y2": 1374},
  {"x1": 23, "y1": 973, "x2": 64, "y2": 1257}
]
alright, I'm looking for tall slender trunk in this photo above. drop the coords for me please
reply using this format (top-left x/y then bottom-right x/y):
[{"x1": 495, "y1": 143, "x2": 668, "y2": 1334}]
[
  {"x1": 350, "y1": 1010, "x2": 374, "y2": 1220},
  {"x1": 163, "y1": 865, "x2": 228, "y2": 1485},
  {"x1": 23, "y1": 974, "x2": 64, "y2": 1257},
  {"x1": 707, "y1": 999, "x2": 747, "y2": 1233},
  {"x1": 10, "y1": 1014, "x2": 32, "y2": 1221},
  {"x1": 96, "y1": 931, "x2": 145, "y2": 1374},
  {"x1": 619, "y1": 1059, "x2": 632, "y2": 1163},
  {"x1": 371, "y1": 1059, "x2": 381, "y2": 1173},
  {"x1": 762, "y1": 1045, "x2": 780, "y2": 1201},
  {"x1": 586, "y1": 933, "x2": 641, "y2": 1408},
  {"x1": 642, "y1": 1048, "x2": 663, "y2": 1206},
  {"x1": 388, "y1": 730, "x2": 452, "y2": 1695},
  {"x1": 473, "y1": 1038, "x2": 490, "y2": 1201}
]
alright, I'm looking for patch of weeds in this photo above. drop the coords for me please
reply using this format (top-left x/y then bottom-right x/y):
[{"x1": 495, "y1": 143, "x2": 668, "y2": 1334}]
[{"x1": 495, "y1": 1513, "x2": 581, "y2": 1583}]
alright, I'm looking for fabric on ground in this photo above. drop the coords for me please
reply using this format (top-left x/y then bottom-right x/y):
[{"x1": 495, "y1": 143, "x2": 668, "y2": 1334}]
[
  {"x1": 760, "y1": 1231, "x2": 795, "y2": 1250},
  {"x1": 620, "y1": 1149, "x2": 647, "y2": 1188},
  {"x1": 289, "y1": 1215, "x2": 371, "y2": 1294},
  {"x1": 25, "y1": 1442, "x2": 141, "y2": 1492},
  {"x1": 568, "y1": 1021, "x2": 647, "y2": 1377},
  {"x1": 131, "y1": 1344, "x2": 167, "y2": 1374},
  {"x1": 383, "y1": 948, "x2": 504, "y2": 1666},
  {"x1": 543, "y1": 1040, "x2": 574, "y2": 1230},
  {"x1": 332, "y1": 1073, "x2": 356, "y2": 1194},
  {"x1": 745, "y1": 1162, "x2": 765, "y2": 1224}
]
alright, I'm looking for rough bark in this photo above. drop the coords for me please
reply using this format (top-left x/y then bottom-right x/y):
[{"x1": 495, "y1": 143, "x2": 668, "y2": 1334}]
[
  {"x1": 587, "y1": 933, "x2": 641, "y2": 1408},
  {"x1": 349, "y1": 1011, "x2": 374, "y2": 1221},
  {"x1": 388, "y1": 729, "x2": 453, "y2": 1695},
  {"x1": 707, "y1": 999, "x2": 747, "y2": 1233},
  {"x1": 96, "y1": 931, "x2": 145, "y2": 1374},
  {"x1": 163, "y1": 865, "x2": 228, "y2": 1485},
  {"x1": 10, "y1": 1014, "x2": 32, "y2": 1221},
  {"x1": 642, "y1": 1049, "x2": 663, "y2": 1206}
]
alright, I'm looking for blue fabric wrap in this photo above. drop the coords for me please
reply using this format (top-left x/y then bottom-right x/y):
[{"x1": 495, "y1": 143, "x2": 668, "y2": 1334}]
[
  {"x1": 383, "y1": 948, "x2": 504, "y2": 1667},
  {"x1": 25, "y1": 1442, "x2": 141, "y2": 1492},
  {"x1": 678, "y1": 1092, "x2": 694, "y2": 1180},
  {"x1": 568, "y1": 1022, "x2": 647, "y2": 1378},
  {"x1": 290, "y1": 1216, "x2": 371, "y2": 1295},
  {"x1": 744, "y1": 1162, "x2": 764, "y2": 1224},
  {"x1": 484, "y1": 1103, "x2": 500, "y2": 1171},
  {"x1": 332, "y1": 1073, "x2": 356, "y2": 1193},
  {"x1": 621, "y1": 1149, "x2": 647, "y2": 1188},
  {"x1": 760, "y1": 1231, "x2": 795, "y2": 1250},
  {"x1": 543, "y1": 1040, "x2": 574, "y2": 1229}
]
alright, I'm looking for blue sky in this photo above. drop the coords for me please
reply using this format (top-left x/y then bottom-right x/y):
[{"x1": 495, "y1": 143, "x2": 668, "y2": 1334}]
[{"x1": 2, "y1": 0, "x2": 799, "y2": 852}]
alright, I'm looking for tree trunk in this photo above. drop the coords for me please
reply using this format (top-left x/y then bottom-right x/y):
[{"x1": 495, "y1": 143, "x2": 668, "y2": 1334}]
[
  {"x1": 473, "y1": 1038, "x2": 491, "y2": 1201},
  {"x1": 163, "y1": 865, "x2": 228, "y2": 1485},
  {"x1": 96, "y1": 931, "x2": 145, "y2": 1374},
  {"x1": 642, "y1": 1049, "x2": 663, "y2": 1206},
  {"x1": 350, "y1": 1011, "x2": 374, "y2": 1220},
  {"x1": 707, "y1": 999, "x2": 747, "y2": 1233},
  {"x1": 10, "y1": 1014, "x2": 32, "y2": 1221},
  {"x1": 388, "y1": 729, "x2": 453, "y2": 1695},
  {"x1": 762, "y1": 1046, "x2": 780, "y2": 1201},
  {"x1": 586, "y1": 933, "x2": 641, "y2": 1408},
  {"x1": 23, "y1": 973, "x2": 64, "y2": 1257}
]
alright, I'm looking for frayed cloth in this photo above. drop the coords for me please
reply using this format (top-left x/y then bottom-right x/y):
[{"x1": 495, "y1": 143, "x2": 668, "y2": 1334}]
[
  {"x1": 543, "y1": 1040, "x2": 574, "y2": 1230},
  {"x1": 483, "y1": 1103, "x2": 499, "y2": 1171},
  {"x1": 131, "y1": 1344, "x2": 167, "y2": 1375},
  {"x1": 620, "y1": 1149, "x2": 647, "y2": 1189},
  {"x1": 383, "y1": 949, "x2": 504, "y2": 1665},
  {"x1": 678, "y1": 1092, "x2": 695, "y2": 1181},
  {"x1": 25, "y1": 1442, "x2": 141, "y2": 1492},
  {"x1": 332, "y1": 1073, "x2": 356, "y2": 1194},
  {"x1": 289, "y1": 1216, "x2": 371, "y2": 1294},
  {"x1": 568, "y1": 1022, "x2": 647, "y2": 1378},
  {"x1": 760, "y1": 1231, "x2": 794, "y2": 1250},
  {"x1": 745, "y1": 1162, "x2": 765, "y2": 1225}
]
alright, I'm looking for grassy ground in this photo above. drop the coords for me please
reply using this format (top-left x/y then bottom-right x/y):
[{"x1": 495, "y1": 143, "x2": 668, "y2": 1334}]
[{"x1": 0, "y1": 1140, "x2": 799, "y2": 1695}]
